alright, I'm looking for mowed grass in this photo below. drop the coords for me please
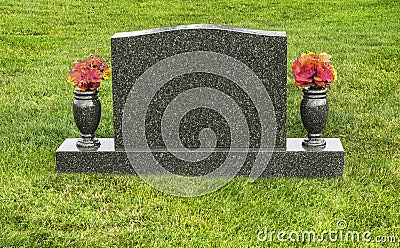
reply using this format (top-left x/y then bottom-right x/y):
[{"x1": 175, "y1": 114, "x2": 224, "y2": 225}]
[{"x1": 1, "y1": 0, "x2": 400, "y2": 247}]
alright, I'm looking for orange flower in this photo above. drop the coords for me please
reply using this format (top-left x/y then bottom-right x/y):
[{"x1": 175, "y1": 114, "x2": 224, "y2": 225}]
[
  {"x1": 66, "y1": 55, "x2": 111, "y2": 91},
  {"x1": 292, "y1": 52, "x2": 337, "y2": 89}
]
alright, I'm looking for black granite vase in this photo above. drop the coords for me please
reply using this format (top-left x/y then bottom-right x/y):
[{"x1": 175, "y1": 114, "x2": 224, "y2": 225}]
[
  {"x1": 300, "y1": 87, "x2": 328, "y2": 148},
  {"x1": 73, "y1": 89, "x2": 101, "y2": 148}
]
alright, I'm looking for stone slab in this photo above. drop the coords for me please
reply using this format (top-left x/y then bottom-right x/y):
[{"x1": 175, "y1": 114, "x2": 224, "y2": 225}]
[
  {"x1": 56, "y1": 138, "x2": 344, "y2": 178},
  {"x1": 111, "y1": 24, "x2": 287, "y2": 150}
]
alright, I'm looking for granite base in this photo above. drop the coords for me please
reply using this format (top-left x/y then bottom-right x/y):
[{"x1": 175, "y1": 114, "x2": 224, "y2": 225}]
[{"x1": 56, "y1": 138, "x2": 344, "y2": 178}]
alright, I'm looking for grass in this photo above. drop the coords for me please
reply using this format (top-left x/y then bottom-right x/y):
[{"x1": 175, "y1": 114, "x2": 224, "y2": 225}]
[{"x1": 1, "y1": 0, "x2": 400, "y2": 247}]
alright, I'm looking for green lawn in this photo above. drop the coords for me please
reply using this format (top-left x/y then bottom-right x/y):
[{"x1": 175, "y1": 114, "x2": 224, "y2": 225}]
[{"x1": 1, "y1": 0, "x2": 400, "y2": 247}]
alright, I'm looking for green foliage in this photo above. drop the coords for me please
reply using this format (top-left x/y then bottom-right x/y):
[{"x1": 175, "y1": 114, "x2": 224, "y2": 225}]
[{"x1": 1, "y1": 0, "x2": 399, "y2": 247}]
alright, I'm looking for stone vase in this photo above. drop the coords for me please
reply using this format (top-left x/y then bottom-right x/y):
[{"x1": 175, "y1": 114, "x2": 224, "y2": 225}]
[
  {"x1": 73, "y1": 89, "x2": 101, "y2": 148},
  {"x1": 300, "y1": 87, "x2": 328, "y2": 148}
]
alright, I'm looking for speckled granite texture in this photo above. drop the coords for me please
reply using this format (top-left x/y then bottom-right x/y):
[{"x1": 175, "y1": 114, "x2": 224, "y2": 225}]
[
  {"x1": 111, "y1": 24, "x2": 287, "y2": 151},
  {"x1": 56, "y1": 138, "x2": 344, "y2": 177}
]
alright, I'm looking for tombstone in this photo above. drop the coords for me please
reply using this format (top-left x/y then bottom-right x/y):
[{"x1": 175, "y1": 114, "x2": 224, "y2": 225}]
[{"x1": 56, "y1": 24, "x2": 344, "y2": 179}]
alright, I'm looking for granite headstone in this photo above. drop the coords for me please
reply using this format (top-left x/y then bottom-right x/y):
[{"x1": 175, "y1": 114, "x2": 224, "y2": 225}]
[{"x1": 56, "y1": 24, "x2": 344, "y2": 179}]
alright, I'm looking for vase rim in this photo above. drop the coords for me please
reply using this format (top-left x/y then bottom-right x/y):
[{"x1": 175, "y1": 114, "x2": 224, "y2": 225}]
[
  {"x1": 73, "y1": 89, "x2": 98, "y2": 95},
  {"x1": 302, "y1": 87, "x2": 328, "y2": 94}
]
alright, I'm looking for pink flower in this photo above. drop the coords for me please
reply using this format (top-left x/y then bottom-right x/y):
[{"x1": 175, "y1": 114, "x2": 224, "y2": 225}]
[
  {"x1": 292, "y1": 52, "x2": 337, "y2": 89},
  {"x1": 86, "y1": 68, "x2": 102, "y2": 83}
]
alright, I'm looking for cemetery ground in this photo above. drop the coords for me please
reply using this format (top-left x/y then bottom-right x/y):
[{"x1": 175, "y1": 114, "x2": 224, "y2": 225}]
[{"x1": 1, "y1": 0, "x2": 399, "y2": 247}]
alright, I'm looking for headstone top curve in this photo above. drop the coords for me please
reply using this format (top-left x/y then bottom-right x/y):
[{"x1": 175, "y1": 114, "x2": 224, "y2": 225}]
[{"x1": 111, "y1": 24, "x2": 286, "y2": 39}]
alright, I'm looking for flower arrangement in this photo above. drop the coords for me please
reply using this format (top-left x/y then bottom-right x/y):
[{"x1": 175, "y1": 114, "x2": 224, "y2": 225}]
[
  {"x1": 292, "y1": 52, "x2": 337, "y2": 89},
  {"x1": 67, "y1": 55, "x2": 111, "y2": 91}
]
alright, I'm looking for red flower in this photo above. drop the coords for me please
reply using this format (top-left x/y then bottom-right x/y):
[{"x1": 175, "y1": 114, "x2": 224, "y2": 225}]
[{"x1": 66, "y1": 55, "x2": 111, "y2": 91}]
